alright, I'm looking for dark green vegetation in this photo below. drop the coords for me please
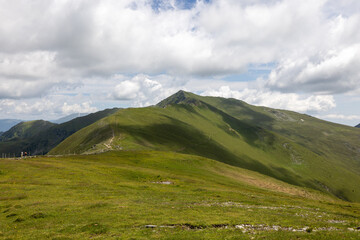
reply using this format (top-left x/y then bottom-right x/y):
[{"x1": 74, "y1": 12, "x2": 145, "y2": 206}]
[
  {"x1": 1, "y1": 151, "x2": 360, "y2": 239},
  {"x1": 0, "y1": 108, "x2": 119, "y2": 156},
  {"x1": 51, "y1": 91, "x2": 360, "y2": 202}
]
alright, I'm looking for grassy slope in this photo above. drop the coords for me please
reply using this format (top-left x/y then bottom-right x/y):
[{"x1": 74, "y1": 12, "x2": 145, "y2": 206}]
[
  {"x1": 1, "y1": 151, "x2": 360, "y2": 239},
  {"x1": 193, "y1": 94, "x2": 360, "y2": 175},
  {"x1": 0, "y1": 108, "x2": 119, "y2": 156},
  {"x1": 50, "y1": 96, "x2": 360, "y2": 202}
]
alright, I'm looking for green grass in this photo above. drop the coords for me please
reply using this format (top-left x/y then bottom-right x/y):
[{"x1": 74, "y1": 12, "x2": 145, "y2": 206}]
[
  {"x1": 1, "y1": 151, "x2": 360, "y2": 239},
  {"x1": 50, "y1": 92, "x2": 360, "y2": 202}
]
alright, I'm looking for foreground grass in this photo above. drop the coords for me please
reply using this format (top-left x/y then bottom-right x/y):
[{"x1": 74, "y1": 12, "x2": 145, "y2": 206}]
[{"x1": 1, "y1": 151, "x2": 359, "y2": 239}]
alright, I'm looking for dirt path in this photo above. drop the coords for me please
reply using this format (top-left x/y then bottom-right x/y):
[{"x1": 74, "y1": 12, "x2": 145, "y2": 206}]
[{"x1": 104, "y1": 128, "x2": 115, "y2": 149}]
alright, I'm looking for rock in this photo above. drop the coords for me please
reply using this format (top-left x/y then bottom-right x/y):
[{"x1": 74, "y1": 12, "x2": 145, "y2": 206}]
[{"x1": 145, "y1": 225, "x2": 157, "y2": 228}]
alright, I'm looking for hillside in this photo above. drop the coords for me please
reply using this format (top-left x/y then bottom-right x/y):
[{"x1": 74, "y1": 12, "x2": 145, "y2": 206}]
[
  {"x1": 50, "y1": 91, "x2": 360, "y2": 202},
  {"x1": 1, "y1": 151, "x2": 360, "y2": 239},
  {"x1": 356, "y1": 124, "x2": 360, "y2": 128},
  {"x1": 0, "y1": 120, "x2": 55, "y2": 142},
  {"x1": 0, "y1": 108, "x2": 119, "y2": 156},
  {"x1": 184, "y1": 92, "x2": 360, "y2": 177}
]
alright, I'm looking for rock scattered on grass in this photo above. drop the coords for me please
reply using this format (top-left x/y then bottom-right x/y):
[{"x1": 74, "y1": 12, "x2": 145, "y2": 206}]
[{"x1": 151, "y1": 181, "x2": 173, "y2": 185}]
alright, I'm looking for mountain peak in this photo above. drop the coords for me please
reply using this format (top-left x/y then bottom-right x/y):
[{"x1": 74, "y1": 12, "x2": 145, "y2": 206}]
[{"x1": 156, "y1": 90, "x2": 200, "y2": 108}]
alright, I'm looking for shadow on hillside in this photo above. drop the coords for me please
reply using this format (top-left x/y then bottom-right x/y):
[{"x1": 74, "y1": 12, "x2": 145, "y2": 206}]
[
  {"x1": 202, "y1": 102, "x2": 276, "y2": 148},
  {"x1": 111, "y1": 119, "x2": 314, "y2": 190},
  {"x1": 216, "y1": 98, "x2": 276, "y2": 129}
]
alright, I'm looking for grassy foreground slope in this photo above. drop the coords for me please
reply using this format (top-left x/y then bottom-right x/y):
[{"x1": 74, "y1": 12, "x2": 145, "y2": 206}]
[
  {"x1": 50, "y1": 92, "x2": 360, "y2": 202},
  {"x1": 1, "y1": 151, "x2": 360, "y2": 239}
]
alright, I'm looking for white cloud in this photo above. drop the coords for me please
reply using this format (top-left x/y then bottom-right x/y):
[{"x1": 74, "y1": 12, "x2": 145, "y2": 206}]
[
  {"x1": 61, "y1": 102, "x2": 97, "y2": 115},
  {"x1": 203, "y1": 86, "x2": 336, "y2": 113},
  {"x1": 0, "y1": 97, "x2": 97, "y2": 120},
  {"x1": 319, "y1": 114, "x2": 360, "y2": 121},
  {"x1": 112, "y1": 74, "x2": 180, "y2": 106},
  {"x1": 0, "y1": 0, "x2": 358, "y2": 81},
  {"x1": 113, "y1": 80, "x2": 140, "y2": 100},
  {"x1": 266, "y1": 44, "x2": 360, "y2": 94}
]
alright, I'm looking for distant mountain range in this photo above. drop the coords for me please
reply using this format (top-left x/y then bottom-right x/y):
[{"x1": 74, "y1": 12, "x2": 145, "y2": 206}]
[
  {"x1": 0, "y1": 113, "x2": 91, "y2": 134},
  {"x1": 50, "y1": 113, "x2": 90, "y2": 124},
  {"x1": 356, "y1": 124, "x2": 360, "y2": 128},
  {"x1": 0, "y1": 119, "x2": 22, "y2": 132}
]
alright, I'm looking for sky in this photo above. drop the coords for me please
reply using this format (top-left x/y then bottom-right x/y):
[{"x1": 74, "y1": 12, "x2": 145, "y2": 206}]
[{"x1": 0, "y1": 0, "x2": 360, "y2": 126}]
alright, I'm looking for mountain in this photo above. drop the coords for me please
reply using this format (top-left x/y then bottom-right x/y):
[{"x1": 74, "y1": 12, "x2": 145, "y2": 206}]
[
  {"x1": 51, "y1": 113, "x2": 90, "y2": 124},
  {"x1": 50, "y1": 90, "x2": 360, "y2": 202},
  {"x1": 0, "y1": 119, "x2": 22, "y2": 132},
  {"x1": 0, "y1": 120, "x2": 55, "y2": 142},
  {"x1": 0, "y1": 108, "x2": 119, "y2": 156},
  {"x1": 356, "y1": 124, "x2": 360, "y2": 128}
]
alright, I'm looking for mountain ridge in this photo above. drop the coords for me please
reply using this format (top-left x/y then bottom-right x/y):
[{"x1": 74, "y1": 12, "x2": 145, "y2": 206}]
[{"x1": 50, "y1": 91, "x2": 360, "y2": 202}]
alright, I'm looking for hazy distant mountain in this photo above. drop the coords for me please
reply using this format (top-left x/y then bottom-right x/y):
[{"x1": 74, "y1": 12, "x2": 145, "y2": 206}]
[
  {"x1": 356, "y1": 124, "x2": 360, "y2": 128},
  {"x1": 0, "y1": 119, "x2": 22, "y2": 132},
  {"x1": 51, "y1": 113, "x2": 90, "y2": 124}
]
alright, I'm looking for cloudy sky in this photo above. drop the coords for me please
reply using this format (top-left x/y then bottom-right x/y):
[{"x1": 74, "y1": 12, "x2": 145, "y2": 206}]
[{"x1": 0, "y1": 0, "x2": 360, "y2": 126}]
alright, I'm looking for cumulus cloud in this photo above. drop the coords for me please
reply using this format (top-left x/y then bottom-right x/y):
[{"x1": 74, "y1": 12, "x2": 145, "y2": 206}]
[
  {"x1": 0, "y1": 0, "x2": 358, "y2": 87},
  {"x1": 0, "y1": 98, "x2": 97, "y2": 120},
  {"x1": 112, "y1": 74, "x2": 179, "y2": 106},
  {"x1": 203, "y1": 86, "x2": 336, "y2": 113},
  {"x1": 61, "y1": 102, "x2": 97, "y2": 115},
  {"x1": 266, "y1": 44, "x2": 360, "y2": 94}
]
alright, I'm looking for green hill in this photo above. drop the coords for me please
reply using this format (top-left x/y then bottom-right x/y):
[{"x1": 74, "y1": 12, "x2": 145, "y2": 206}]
[
  {"x1": 1, "y1": 151, "x2": 360, "y2": 239},
  {"x1": 0, "y1": 120, "x2": 55, "y2": 142},
  {"x1": 50, "y1": 91, "x2": 360, "y2": 202},
  {"x1": 0, "y1": 108, "x2": 119, "y2": 156}
]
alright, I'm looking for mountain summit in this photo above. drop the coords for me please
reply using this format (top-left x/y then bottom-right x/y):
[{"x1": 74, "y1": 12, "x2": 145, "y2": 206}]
[{"x1": 156, "y1": 90, "x2": 203, "y2": 107}]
